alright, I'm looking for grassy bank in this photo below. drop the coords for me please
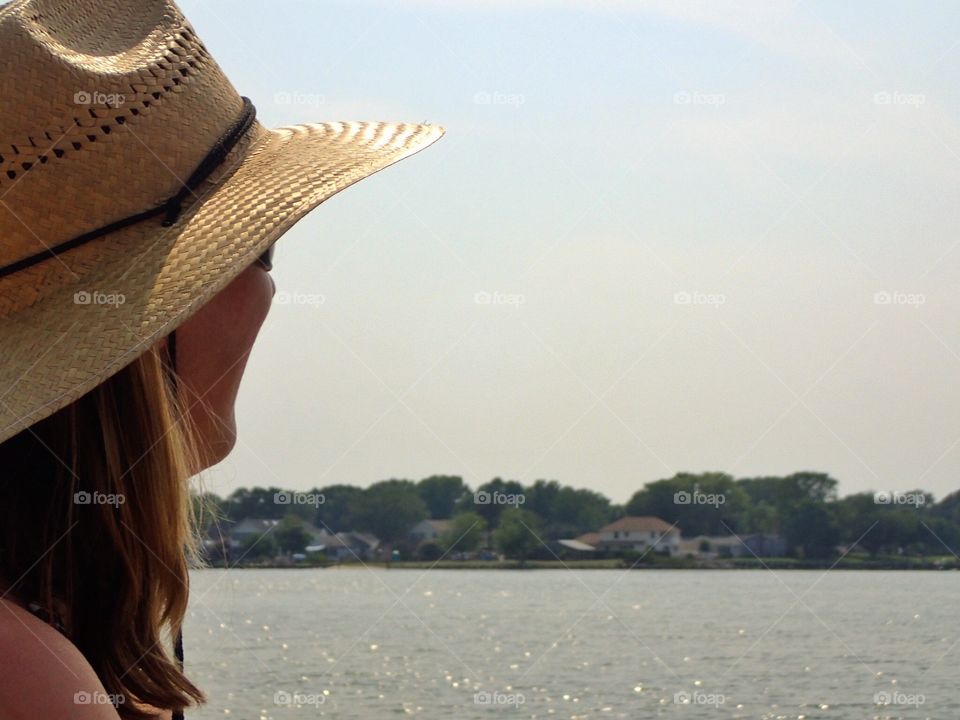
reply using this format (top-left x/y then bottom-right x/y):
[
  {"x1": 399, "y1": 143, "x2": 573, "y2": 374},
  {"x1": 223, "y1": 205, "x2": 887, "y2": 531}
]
[
  {"x1": 222, "y1": 555, "x2": 960, "y2": 570},
  {"x1": 376, "y1": 555, "x2": 959, "y2": 570}
]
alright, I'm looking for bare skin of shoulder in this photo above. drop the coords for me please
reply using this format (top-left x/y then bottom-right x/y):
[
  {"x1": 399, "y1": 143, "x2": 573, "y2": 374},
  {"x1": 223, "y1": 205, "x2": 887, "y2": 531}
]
[{"x1": 0, "y1": 598, "x2": 171, "y2": 720}]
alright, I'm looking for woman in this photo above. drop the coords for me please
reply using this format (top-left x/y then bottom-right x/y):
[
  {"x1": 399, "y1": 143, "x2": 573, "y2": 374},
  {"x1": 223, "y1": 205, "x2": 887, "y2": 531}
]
[
  {"x1": 0, "y1": 264, "x2": 272, "y2": 718},
  {"x1": 0, "y1": 0, "x2": 443, "y2": 717}
]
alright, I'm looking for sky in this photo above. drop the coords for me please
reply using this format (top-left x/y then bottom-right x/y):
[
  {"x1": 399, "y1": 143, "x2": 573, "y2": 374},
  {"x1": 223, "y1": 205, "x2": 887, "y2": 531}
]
[{"x1": 178, "y1": 0, "x2": 960, "y2": 504}]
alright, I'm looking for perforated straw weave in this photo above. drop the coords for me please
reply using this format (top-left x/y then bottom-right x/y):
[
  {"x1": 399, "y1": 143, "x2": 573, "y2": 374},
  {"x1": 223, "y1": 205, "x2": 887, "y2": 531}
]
[{"x1": 0, "y1": 0, "x2": 445, "y2": 443}]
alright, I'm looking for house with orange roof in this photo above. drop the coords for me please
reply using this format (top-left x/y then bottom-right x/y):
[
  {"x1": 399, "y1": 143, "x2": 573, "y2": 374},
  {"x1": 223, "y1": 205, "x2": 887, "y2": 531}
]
[{"x1": 596, "y1": 516, "x2": 680, "y2": 556}]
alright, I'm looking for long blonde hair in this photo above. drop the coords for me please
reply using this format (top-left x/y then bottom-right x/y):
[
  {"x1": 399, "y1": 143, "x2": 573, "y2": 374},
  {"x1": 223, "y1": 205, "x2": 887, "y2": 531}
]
[{"x1": 0, "y1": 343, "x2": 205, "y2": 717}]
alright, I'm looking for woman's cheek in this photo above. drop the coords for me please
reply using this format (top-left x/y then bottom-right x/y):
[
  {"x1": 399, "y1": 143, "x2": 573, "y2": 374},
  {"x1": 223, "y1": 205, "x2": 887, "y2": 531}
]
[{"x1": 173, "y1": 264, "x2": 274, "y2": 467}]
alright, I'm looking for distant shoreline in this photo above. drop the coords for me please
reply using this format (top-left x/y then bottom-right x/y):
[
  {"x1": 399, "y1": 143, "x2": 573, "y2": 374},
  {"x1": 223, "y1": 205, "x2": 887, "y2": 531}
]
[{"x1": 209, "y1": 557, "x2": 960, "y2": 571}]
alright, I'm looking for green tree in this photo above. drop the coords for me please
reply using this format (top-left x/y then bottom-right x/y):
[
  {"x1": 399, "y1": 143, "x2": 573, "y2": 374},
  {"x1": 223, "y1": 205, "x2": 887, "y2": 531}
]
[
  {"x1": 525, "y1": 480, "x2": 616, "y2": 539},
  {"x1": 494, "y1": 508, "x2": 544, "y2": 562},
  {"x1": 741, "y1": 501, "x2": 777, "y2": 534},
  {"x1": 439, "y1": 512, "x2": 487, "y2": 553},
  {"x1": 236, "y1": 531, "x2": 278, "y2": 562},
  {"x1": 872, "y1": 511, "x2": 921, "y2": 554},
  {"x1": 416, "y1": 540, "x2": 444, "y2": 561},
  {"x1": 790, "y1": 472, "x2": 839, "y2": 503},
  {"x1": 834, "y1": 492, "x2": 929, "y2": 557},
  {"x1": 833, "y1": 492, "x2": 879, "y2": 552},
  {"x1": 554, "y1": 486, "x2": 616, "y2": 536},
  {"x1": 783, "y1": 500, "x2": 839, "y2": 558},
  {"x1": 525, "y1": 480, "x2": 562, "y2": 520},
  {"x1": 626, "y1": 472, "x2": 750, "y2": 536},
  {"x1": 275, "y1": 515, "x2": 314, "y2": 555},
  {"x1": 224, "y1": 487, "x2": 288, "y2": 520},
  {"x1": 918, "y1": 516, "x2": 960, "y2": 556},
  {"x1": 314, "y1": 484, "x2": 363, "y2": 532},
  {"x1": 354, "y1": 479, "x2": 428, "y2": 543},
  {"x1": 456, "y1": 477, "x2": 526, "y2": 527},
  {"x1": 932, "y1": 490, "x2": 960, "y2": 525},
  {"x1": 739, "y1": 472, "x2": 839, "y2": 535},
  {"x1": 737, "y1": 476, "x2": 786, "y2": 508},
  {"x1": 417, "y1": 475, "x2": 467, "y2": 519}
]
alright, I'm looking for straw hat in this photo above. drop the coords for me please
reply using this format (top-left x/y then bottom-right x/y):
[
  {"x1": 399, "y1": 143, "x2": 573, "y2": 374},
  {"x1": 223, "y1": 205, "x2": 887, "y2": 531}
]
[{"x1": 0, "y1": 0, "x2": 445, "y2": 443}]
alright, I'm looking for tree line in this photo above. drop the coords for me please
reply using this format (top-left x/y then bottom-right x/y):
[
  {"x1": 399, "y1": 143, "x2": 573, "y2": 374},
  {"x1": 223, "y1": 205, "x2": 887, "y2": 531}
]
[{"x1": 197, "y1": 472, "x2": 960, "y2": 559}]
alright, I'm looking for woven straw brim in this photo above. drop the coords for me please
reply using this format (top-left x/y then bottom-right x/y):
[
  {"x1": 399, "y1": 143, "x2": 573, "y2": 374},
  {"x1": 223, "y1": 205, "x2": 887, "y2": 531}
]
[{"x1": 0, "y1": 120, "x2": 445, "y2": 443}]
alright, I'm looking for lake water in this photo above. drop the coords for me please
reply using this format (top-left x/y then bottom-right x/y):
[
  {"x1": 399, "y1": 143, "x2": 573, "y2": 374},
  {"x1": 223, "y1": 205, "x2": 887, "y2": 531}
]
[{"x1": 183, "y1": 569, "x2": 957, "y2": 719}]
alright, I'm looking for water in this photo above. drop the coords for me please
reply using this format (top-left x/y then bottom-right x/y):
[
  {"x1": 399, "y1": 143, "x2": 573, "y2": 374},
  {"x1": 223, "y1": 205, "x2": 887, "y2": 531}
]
[{"x1": 183, "y1": 569, "x2": 958, "y2": 719}]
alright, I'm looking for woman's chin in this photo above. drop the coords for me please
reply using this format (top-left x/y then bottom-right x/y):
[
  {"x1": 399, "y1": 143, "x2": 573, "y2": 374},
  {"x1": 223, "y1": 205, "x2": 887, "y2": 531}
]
[{"x1": 196, "y1": 424, "x2": 237, "y2": 471}]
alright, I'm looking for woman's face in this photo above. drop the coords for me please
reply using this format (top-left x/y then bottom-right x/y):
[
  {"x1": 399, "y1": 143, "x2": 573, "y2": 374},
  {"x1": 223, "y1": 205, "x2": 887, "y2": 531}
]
[{"x1": 171, "y1": 261, "x2": 275, "y2": 469}]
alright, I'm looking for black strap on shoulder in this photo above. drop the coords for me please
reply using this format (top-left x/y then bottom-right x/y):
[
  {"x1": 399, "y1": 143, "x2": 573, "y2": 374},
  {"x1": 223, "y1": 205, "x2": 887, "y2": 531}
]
[
  {"x1": 173, "y1": 627, "x2": 185, "y2": 720},
  {"x1": 167, "y1": 331, "x2": 186, "y2": 720}
]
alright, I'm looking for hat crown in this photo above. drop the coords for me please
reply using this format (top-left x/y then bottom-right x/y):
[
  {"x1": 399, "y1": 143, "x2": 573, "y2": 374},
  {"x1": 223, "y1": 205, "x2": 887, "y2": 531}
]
[
  {"x1": 0, "y1": 0, "x2": 248, "y2": 275},
  {"x1": 3, "y1": 0, "x2": 172, "y2": 58}
]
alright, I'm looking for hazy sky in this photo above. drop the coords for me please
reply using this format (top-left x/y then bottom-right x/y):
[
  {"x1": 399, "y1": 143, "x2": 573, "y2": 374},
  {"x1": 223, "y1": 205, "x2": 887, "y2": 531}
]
[{"x1": 179, "y1": 0, "x2": 960, "y2": 504}]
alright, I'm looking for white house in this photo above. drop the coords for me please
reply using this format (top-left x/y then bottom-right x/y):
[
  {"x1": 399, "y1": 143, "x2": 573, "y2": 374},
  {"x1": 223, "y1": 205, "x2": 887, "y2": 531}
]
[
  {"x1": 310, "y1": 530, "x2": 381, "y2": 561},
  {"x1": 679, "y1": 533, "x2": 787, "y2": 558},
  {"x1": 226, "y1": 518, "x2": 280, "y2": 550},
  {"x1": 596, "y1": 516, "x2": 680, "y2": 556},
  {"x1": 409, "y1": 518, "x2": 452, "y2": 543}
]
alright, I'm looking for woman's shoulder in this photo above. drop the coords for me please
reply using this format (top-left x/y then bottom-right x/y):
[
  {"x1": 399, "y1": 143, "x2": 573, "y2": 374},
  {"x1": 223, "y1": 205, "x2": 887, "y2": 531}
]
[{"x1": 0, "y1": 597, "x2": 121, "y2": 718}]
